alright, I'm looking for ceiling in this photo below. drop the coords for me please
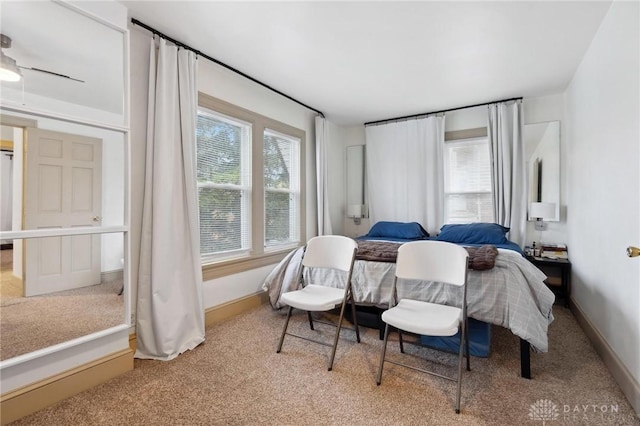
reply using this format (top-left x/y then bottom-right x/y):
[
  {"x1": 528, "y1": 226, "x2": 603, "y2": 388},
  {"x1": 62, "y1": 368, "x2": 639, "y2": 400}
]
[
  {"x1": 0, "y1": 1, "x2": 613, "y2": 126},
  {"x1": 122, "y1": 1, "x2": 612, "y2": 126}
]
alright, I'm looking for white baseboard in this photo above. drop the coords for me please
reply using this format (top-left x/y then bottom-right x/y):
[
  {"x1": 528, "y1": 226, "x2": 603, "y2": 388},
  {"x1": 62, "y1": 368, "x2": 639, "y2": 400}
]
[
  {"x1": 571, "y1": 297, "x2": 640, "y2": 415},
  {"x1": 0, "y1": 348, "x2": 133, "y2": 425},
  {"x1": 204, "y1": 291, "x2": 268, "y2": 328},
  {"x1": 101, "y1": 268, "x2": 123, "y2": 283}
]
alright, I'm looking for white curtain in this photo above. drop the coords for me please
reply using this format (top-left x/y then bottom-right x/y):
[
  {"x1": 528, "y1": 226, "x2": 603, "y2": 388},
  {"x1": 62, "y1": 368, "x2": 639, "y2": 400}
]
[
  {"x1": 136, "y1": 38, "x2": 205, "y2": 360},
  {"x1": 488, "y1": 100, "x2": 526, "y2": 247},
  {"x1": 315, "y1": 116, "x2": 333, "y2": 235},
  {"x1": 365, "y1": 115, "x2": 445, "y2": 235}
]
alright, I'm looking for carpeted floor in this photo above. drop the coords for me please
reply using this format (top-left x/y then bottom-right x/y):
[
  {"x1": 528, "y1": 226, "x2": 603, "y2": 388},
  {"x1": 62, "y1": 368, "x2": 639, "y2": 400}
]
[
  {"x1": 0, "y1": 272, "x2": 124, "y2": 361},
  {"x1": 1, "y1": 247, "x2": 125, "y2": 361},
  {"x1": 8, "y1": 303, "x2": 639, "y2": 425}
]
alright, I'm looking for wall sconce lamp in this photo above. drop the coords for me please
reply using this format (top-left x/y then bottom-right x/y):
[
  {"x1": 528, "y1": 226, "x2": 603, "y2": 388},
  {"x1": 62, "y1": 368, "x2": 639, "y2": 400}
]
[
  {"x1": 348, "y1": 204, "x2": 363, "y2": 225},
  {"x1": 530, "y1": 202, "x2": 556, "y2": 231}
]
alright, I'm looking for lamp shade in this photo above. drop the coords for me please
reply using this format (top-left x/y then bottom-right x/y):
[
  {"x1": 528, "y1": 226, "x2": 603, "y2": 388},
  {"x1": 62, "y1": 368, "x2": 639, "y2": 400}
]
[
  {"x1": 347, "y1": 204, "x2": 362, "y2": 218},
  {"x1": 530, "y1": 202, "x2": 555, "y2": 220}
]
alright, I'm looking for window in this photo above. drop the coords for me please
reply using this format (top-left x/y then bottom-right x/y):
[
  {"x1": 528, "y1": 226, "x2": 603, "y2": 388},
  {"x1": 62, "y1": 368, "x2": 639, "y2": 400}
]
[
  {"x1": 196, "y1": 94, "x2": 305, "y2": 275},
  {"x1": 197, "y1": 110, "x2": 252, "y2": 261},
  {"x1": 444, "y1": 134, "x2": 494, "y2": 224},
  {"x1": 263, "y1": 129, "x2": 300, "y2": 248}
]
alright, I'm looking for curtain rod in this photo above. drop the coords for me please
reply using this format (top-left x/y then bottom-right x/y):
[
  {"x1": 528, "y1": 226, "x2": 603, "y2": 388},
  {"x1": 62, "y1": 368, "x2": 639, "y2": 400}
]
[
  {"x1": 131, "y1": 18, "x2": 325, "y2": 118},
  {"x1": 364, "y1": 96, "x2": 523, "y2": 126}
]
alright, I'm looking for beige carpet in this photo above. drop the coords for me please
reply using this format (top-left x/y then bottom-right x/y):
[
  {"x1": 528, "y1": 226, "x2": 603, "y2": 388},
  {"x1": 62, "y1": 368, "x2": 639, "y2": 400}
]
[
  {"x1": 0, "y1": 279, "x2": 124, "y2": 361},
  {"x1": 8, "y1": 304, "x2": 639, "y2": 425},
  {"x1": 1, "y1": 247, "x2": 125, "y2": 361}
]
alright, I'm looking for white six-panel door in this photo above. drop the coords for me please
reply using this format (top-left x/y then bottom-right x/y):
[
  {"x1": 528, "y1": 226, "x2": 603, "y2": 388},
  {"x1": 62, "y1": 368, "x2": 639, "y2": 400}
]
[{"x1": 24, "y1": 128, "x2": 102, "y2": 296}]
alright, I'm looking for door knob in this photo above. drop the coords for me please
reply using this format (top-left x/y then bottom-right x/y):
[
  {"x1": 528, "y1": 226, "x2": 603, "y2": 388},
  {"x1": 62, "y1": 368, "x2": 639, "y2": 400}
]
[
  {"x1": 627, "y1": 246, "x2": 640, "y2": 258},
  {"x1": 93, "y1": 216, "x2": 102, "y2": 222}
]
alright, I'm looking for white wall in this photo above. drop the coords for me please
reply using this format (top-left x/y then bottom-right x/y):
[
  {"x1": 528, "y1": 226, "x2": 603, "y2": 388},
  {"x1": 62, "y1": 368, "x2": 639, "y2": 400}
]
[
  {"x1": 445, "y1": 105, "x2": 486, "y2": 132},
  {"x1": 563, "y1": 0, "x2": 639, "y2": 409}
]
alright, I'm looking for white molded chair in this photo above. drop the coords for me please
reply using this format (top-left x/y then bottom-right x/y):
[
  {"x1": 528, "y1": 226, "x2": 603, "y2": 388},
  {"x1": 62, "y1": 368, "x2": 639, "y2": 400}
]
[
  {"x1": 276, "y1": 235, "x2": 360, "y2": 371},
  {"x1": 376, "y1": 240, "x2": 470, "y2": 414}
]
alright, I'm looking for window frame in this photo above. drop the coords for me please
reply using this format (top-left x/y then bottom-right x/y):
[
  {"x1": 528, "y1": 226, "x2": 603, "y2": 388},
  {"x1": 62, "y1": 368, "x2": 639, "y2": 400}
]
[
  {"x1": 197, "y1": 108, "x2": 253, "y2": 263},
  {"x1": 263, "y1": 127, "x2": 301, "y2": 251},
  {"x1": 197, "y1": 93, "x2": 306, "y2": 280},
  {"x1": 443, "y1": 127, "x2": 494, "y2": 224}
]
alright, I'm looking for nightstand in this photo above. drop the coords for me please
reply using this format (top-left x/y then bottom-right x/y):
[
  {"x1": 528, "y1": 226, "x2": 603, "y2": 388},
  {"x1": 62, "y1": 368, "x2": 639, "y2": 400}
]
[{"x1": 526, "y1": 256, "x2": 571, "y2": 307}]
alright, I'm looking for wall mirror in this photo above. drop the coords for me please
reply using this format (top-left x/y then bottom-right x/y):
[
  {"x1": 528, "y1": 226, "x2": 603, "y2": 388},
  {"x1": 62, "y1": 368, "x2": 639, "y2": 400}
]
[
  {"x1": 346, "y1": 145, "x2": 365, "y2": 212},
  {"x1": 1, "y1": 233, "x2": 125, "y2": 361},
  {"x1": 0, "y1": 0, "x2": 128, "y2": 367},
  {"x1": 0, "y1": 1, "x2": 126, "y2": 127},
  {"x1": 525, "y1": 121, "x2": 560, "y2": 221},
  {"x1": 0, "y1": 113, "x2": 126, "y2": 362}
]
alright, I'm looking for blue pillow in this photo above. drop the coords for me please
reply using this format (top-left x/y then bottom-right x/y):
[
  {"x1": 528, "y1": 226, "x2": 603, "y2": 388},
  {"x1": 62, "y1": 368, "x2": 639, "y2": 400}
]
[
  {"x1": 367, "y1": 221, "x2": 430, "y2": 239},
  {"x1": 436, "y1": 223, "x2": 509, "y2": 244}
]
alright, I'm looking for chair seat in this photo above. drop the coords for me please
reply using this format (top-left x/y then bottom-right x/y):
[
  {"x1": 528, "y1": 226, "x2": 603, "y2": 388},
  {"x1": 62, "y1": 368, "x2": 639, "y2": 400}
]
[
  {"x1": 381, "y1": 299, "x2": 461, "y2": 336},
  {"x1": 281, "y1": 284, "x2": 346, "y2": 311}
]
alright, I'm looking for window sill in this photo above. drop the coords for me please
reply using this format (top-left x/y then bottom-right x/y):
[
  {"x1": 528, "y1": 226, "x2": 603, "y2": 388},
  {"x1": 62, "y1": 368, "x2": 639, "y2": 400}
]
[{"x1": 201, "y1": 247, "x2": 299, "y2": 281}]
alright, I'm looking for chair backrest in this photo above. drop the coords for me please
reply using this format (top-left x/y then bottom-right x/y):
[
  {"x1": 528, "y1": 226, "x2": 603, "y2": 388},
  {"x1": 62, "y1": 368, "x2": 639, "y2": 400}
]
[
  {"x1": 396, "y1": 240, "x2": 468, "y2": 286},
  {"x1": 301, "y1": 235, "x2": 358, "y2": 272}
]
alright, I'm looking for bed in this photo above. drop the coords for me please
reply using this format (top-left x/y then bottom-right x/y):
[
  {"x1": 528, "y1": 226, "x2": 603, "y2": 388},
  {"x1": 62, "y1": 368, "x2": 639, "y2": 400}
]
[{"x1": 262, "y1": 222, "x2": 555, "y2": 378}]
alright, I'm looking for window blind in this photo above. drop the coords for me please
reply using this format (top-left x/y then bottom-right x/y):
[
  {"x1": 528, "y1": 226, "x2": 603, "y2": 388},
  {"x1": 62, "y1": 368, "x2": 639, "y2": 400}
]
[
  {"x1": 264, "y1": 129, "x2": 300, "y2": 248},
  {"x1": 196, "y1": 111, "x2": 252, "y2": 258},
  {"x1": 444, "y1": 137, "x2": 494, "y2": 224}
]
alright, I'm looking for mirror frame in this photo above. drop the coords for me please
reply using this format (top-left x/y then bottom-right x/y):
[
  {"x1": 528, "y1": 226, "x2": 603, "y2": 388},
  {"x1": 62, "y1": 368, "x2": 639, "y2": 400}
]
[
  {"x1": 346, "y1": 145, "x2": 365, "y2": 212},
  {"x1": 0, "y1": 0, "x2": 131, "y2": 392},
  {"x1": 525, "y1": 121, "x2": 560, "y2": 222}
]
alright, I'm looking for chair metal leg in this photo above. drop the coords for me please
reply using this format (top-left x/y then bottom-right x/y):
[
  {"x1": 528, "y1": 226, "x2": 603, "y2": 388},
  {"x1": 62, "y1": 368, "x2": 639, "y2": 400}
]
[
  {"x1": 465, "y1": 318, "x2": 471, "y2": 371},
  {"x1": 398, "y1": 329, "x2": 405, "y2": 353},
  {"x1": 327, "y1": 300, "x2": 349, "y2": 371},
  {"x1": 455, "y1": 319, "x2": 467, "y2": 414},
  {"x1": 307, "y1": 311, "x2": 314, "y2": 330},
  {"x1": 350, "y1": 300, "x2": 361, "y2": 343},
  {"x1": 277, "y1": 306, "x2": 294, "y2": 353},
  {"x1": 376, "y1": 323, "x2": 391, "y2": 385}
]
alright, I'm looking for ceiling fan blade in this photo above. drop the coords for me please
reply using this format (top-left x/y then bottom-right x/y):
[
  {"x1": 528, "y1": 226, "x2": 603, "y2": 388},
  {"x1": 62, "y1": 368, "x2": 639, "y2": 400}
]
[{"x1": 18, "y1": 66, "x2": 85, "y2": 83}]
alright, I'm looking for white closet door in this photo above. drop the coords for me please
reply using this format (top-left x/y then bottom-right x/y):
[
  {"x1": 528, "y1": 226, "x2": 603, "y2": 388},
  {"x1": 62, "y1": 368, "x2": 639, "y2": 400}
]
[{"x1": 24, "y1": 128, "x2": 102, "y2": 296}]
